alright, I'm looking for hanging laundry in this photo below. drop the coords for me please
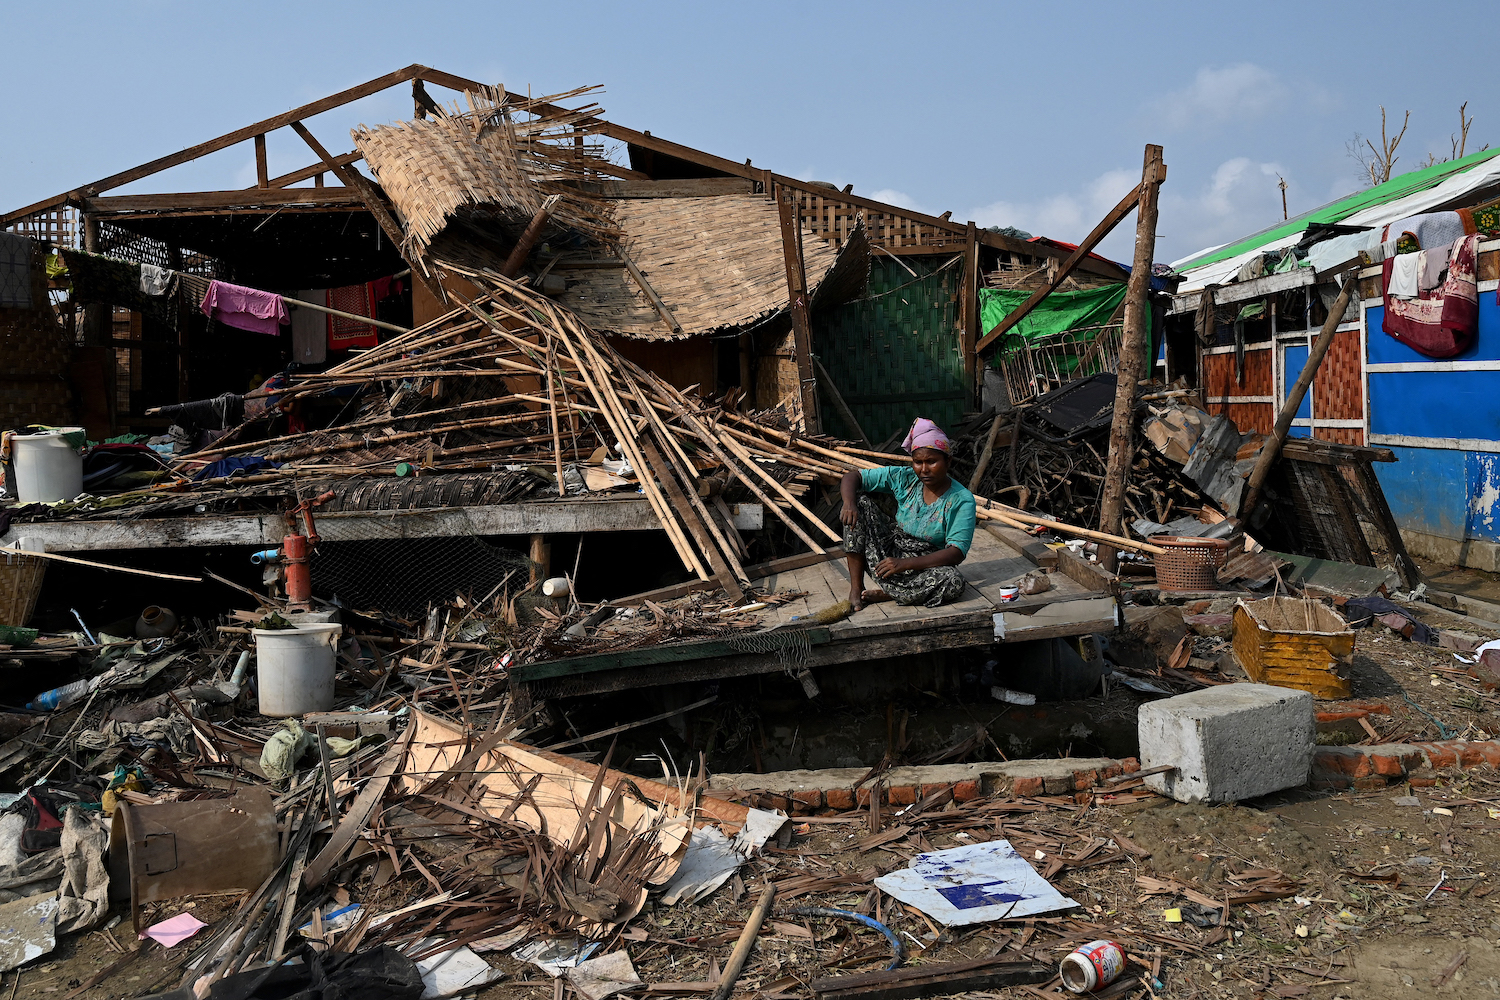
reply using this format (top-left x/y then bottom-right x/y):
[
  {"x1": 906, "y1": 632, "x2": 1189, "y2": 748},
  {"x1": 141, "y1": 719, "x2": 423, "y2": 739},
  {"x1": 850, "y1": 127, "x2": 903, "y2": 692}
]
[
  {"x1": 139, "y1": 263, "x2": 173, "y2": 297},
  {"x1": 326, "y1": 283, "x2": 379, "y2": 350},
  {"x1": 289, "y1": 290, "x2": 328, "y2": 365},
  {"x1": 1382, "y1": 234, "x2": 1479, "y2": 358},
  {"x1": 1418, "y1": 239, "x2": 1453, "y2": 293},
  {"x1": 0, "y1": 232, "x2": 33, "y2": 309},
  {"x1": 1382, "y1": 211, "x2": 1466, "y2": 252},
  {"x1": 1387, "y1": 252, "x2": 1421, "y2": 299},
  {"x1": 200, "y1": 280, "x2": 289, "y2": 335}
]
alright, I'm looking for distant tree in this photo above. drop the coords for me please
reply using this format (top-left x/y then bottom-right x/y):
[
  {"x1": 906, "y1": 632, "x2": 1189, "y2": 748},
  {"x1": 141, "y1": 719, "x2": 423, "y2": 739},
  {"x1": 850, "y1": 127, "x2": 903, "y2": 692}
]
[{"x1": 985, "y1": 225, "x2": 1032, "y2": 239}]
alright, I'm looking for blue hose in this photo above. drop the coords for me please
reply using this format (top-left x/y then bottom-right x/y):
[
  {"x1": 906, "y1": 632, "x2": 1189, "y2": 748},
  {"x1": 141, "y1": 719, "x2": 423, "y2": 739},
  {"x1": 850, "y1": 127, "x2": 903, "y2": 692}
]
[{"x1": 789, "y1": 906, "x2": 904, "y2": 971}]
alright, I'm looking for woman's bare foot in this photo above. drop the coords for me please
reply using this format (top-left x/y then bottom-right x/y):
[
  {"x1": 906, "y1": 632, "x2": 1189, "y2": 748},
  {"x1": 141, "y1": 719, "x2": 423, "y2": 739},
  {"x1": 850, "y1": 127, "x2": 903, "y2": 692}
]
[
  {"x1": 862, "y1": 588, "x2": 892, "y2": 604},
  {"x1": 849, "y1": 585, "x2": 866, "y2": 612}
]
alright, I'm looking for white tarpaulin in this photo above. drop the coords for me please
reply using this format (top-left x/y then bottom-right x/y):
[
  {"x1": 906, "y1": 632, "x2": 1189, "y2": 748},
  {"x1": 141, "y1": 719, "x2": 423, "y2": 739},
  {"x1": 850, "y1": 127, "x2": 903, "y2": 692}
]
[{"x1": 874, "y1": 839, "x2": 1078, "y2": 926}]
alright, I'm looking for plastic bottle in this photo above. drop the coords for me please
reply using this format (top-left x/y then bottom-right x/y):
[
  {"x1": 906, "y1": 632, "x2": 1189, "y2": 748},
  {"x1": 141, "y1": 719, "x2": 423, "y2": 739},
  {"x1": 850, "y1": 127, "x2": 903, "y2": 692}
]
[
  {"x1": 28, "y1": 678, "x2": 91, "y2": 712},
  {"x1": 1060, "y1": 940, "x2": 1126, "y2": 993}
]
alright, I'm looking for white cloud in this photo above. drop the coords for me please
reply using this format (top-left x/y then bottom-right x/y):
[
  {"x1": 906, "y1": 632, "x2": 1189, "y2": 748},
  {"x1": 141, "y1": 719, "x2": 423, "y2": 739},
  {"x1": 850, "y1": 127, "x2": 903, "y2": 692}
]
[
  {"x1": 1160, "y1": 63, "x2": 1287, "y2": 129},
  {"x1": 1162, "y1": 158, "x2": 1292, "y2": 265},
  {"x1": 970, "y1": 169, "x2": 1137, "y2": 255},
  {"x1": 970, "y1": 157, "x2": 1297, "y2": 265},
  {"x1": 865, "y1": 188, "x2": 934, "y2": 216}
]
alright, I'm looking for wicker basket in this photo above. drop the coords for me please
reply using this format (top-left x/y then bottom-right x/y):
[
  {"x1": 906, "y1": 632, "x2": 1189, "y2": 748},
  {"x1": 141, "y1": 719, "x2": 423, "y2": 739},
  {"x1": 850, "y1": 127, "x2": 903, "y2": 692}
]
[
  {"x1": 0, "y1": 552, "x2": 47, "y2": 626},
  {"x1": 1153, "y1": 536, "x2": 1230, "y2": 591}
]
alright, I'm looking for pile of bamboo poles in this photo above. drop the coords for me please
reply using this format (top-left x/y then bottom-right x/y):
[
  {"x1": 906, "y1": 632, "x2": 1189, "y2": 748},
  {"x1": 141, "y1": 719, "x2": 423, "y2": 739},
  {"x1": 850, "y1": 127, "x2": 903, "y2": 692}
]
[{"x1": 180, "y1": 272, "x2": 1162, "y2": 591}]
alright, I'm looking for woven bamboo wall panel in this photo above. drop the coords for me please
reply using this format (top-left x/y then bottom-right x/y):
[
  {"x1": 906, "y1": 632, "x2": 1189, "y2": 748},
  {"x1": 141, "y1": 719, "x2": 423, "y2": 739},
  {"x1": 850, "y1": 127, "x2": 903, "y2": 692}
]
[
  {"x1": 1203, "y1": 349, "x2": 1272, "y2": 398},
  {"x1": 1313, "y1": 329, "x2": 1362, "y2": 421},
  {"x1": 0, "y1": 245, "x2": 75, "y2": 428},
  {"x1": 1311, "y1": 426, "x2": 1364, "y2": 446},
  {"x1": 812, "y1": 257, "x2": 965, "y2": 443},
  {"x1": 1221, "y1": 402, "x2": 1273, "y2": 435}
]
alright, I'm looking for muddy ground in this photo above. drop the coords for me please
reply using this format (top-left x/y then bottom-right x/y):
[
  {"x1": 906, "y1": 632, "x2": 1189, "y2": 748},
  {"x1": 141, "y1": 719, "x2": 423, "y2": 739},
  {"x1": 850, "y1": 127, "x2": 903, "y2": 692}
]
[{"x1": 11, "y1": 591, "x2": 1500, "y2": 999}]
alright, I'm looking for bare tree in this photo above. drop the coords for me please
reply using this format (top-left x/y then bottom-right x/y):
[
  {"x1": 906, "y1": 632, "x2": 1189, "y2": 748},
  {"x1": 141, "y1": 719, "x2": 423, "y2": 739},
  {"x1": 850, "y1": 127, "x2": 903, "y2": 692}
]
[
  {"x1": 1451, "y1": 101, "x2": 1476, "y2": 160},
  {"x1": 1365, "y1": 106, "x2": 1409, "y2": 185}
]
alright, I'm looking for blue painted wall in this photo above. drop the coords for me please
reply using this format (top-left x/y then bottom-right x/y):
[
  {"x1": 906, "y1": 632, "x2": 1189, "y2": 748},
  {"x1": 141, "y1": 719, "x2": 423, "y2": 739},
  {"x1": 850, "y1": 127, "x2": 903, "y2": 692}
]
[{"x1": 1365, "y1": 295, "x2": 1500, "y2": 545}]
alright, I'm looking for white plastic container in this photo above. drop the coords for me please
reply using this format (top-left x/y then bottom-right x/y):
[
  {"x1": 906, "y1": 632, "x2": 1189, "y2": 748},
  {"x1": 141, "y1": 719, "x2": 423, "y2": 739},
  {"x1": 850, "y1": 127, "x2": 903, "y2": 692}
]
[
  {"x1": 252, "y1": 623, "x2": 341, "y2": 716},
  {"x1": 10, "y1": 428, "x2": 84, "y2": 503}
]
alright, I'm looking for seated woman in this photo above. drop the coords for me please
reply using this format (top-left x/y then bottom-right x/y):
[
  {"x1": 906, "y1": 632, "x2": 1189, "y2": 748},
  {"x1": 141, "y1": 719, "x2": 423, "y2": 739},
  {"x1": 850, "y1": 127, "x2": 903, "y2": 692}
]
[{"x1": 839, "y1": 417, "x2": 976, "y2": 611}]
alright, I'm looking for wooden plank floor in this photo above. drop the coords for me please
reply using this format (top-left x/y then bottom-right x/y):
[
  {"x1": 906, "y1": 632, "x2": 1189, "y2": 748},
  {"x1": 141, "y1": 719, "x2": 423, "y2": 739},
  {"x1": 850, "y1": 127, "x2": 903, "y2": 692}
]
[{"x1": 754, "y1": 527, "x2": 1087, "y2": 641}]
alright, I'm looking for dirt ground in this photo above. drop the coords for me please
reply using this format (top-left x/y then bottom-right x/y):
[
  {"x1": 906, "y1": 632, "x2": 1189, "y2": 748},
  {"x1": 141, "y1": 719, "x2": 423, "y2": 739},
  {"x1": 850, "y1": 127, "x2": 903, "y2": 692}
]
[{"x1": 10, "y1": 586, "x2": 1500, "y2": 998}]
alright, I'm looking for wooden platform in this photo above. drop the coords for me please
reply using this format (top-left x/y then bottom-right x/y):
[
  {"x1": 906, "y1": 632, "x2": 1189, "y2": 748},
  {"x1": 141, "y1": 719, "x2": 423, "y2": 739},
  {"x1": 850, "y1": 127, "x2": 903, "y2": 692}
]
[
  {"x1": 0, "y1": 496, "x2": 697, "y2": 552},
  {"x1": 511, "y1": 526, "x2": 1119, "y2": 708}
]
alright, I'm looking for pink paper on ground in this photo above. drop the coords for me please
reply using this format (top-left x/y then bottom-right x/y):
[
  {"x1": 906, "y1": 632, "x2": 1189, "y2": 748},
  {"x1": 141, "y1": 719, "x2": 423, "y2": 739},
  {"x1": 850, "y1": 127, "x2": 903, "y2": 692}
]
[{"x1": 142, "y1": 912, "x2": 206, "y2": 947}]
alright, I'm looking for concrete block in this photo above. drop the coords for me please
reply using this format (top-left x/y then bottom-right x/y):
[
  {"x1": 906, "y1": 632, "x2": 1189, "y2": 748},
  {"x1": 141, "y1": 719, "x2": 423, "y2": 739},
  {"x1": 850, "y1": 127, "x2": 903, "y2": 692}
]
[{"x1": 1137, "y1": 683, "x2": 1313, "y2": 803}]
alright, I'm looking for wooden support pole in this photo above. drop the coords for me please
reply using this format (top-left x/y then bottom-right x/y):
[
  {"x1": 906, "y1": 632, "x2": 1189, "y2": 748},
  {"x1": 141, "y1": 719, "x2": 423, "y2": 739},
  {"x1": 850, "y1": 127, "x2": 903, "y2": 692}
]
[
  {"x1": 1097, "y1": 145, "x2": 1165, "y2": 572},
  {"x1": 618, "y1": 246, "x2": 684, "y2": 337},
  {"x1": 253, "y1": 134, "x2": 268, "y2": 188},
  {"x1": 775, "y1": 185, "x2": 821, "y2": 433},
  {"x1": 963, "y1": 220, "x2": 981, "y2": 392},
  {"x1": 1238, "y1": 274, "x2": 1358, "y2": 519},
  {"x1": 974, "y1": 182, "x2": 1144, "y2": 354},
  {"x1": 501, "y1": 194, "x2": 562, "y2": 279},
  {"x1": 529, "y1": 533, "x2": 550, "y2": 588}
]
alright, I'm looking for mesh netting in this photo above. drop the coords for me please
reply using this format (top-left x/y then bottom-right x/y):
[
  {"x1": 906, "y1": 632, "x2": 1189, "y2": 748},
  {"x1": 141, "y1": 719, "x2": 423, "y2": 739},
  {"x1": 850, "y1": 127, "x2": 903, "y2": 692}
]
[{"x1": 312, "y1": 535, "x2": 533, "y2": 620}]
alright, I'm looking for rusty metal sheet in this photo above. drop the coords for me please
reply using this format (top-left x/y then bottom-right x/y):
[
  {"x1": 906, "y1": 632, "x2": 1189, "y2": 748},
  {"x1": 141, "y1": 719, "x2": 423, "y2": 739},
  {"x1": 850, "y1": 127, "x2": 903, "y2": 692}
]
[{"x1": 107, "y1": 786, "x2": 278, "y2": 933}]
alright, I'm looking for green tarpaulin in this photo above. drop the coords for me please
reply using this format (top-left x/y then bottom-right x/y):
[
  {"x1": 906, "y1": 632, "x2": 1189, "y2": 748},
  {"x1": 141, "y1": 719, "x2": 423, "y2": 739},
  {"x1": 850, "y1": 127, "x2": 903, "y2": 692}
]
[{"x1": 979, "y1": 284, "x2": 1126, "y2": 351}]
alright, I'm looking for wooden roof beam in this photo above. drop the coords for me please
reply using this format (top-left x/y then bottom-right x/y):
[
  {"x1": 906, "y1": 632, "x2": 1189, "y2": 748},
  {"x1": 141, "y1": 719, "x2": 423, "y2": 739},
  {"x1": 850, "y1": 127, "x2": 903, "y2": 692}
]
[{"x1": 0, "y1": 62, "x2": 507, "y2": 227}]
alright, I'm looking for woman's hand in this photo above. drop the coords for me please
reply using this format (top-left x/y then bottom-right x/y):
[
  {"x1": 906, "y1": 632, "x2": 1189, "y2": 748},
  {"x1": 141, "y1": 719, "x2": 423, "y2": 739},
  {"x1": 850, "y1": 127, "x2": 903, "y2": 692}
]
[
  {"x1": 873, "y1": 556, "x2": 907, "y2": 579},
  {"x1": 840, "y1": 503, "x2": 858, "y2": 526}
]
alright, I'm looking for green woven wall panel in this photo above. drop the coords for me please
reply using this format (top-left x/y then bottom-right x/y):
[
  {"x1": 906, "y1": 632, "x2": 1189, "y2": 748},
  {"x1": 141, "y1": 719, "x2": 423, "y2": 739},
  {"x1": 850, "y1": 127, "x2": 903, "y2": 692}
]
[{"x1": 812, "y1": 256, "x2": 966, "y2": 445}]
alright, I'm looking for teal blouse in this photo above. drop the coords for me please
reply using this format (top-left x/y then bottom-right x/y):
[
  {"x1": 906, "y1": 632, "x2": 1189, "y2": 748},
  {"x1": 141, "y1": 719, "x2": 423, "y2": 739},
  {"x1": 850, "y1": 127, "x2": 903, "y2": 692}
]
[{"x1": 859, "y1": 465, "x2": 977, "y2": 555}]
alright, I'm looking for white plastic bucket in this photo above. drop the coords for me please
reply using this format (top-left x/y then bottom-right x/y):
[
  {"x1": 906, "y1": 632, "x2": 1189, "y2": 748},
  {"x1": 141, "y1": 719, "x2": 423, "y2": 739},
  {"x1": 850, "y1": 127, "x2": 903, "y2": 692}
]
[
  {"x1": 253, "y1": 623, "x2": 341, "y2": 716},
  {"x1": 10, "y1": 428, "x2": 84, "y2": 503}
]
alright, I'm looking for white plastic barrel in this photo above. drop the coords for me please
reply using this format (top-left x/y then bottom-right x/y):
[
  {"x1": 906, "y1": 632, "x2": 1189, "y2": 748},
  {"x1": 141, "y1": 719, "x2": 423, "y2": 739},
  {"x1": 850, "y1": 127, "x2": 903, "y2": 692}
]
[
  {"x1": 11, "y1": 428, "x2": 84, "y2": 503},
  {"x1": 252, "y1": 623, "x2": 341, "y2": 716}
]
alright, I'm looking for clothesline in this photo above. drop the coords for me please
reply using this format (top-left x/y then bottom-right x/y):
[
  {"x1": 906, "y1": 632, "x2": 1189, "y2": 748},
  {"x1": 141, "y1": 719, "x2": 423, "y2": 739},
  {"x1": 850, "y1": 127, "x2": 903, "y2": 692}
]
[{"x1": 166, "y1": 265, "x2": 413, "y2": 335}]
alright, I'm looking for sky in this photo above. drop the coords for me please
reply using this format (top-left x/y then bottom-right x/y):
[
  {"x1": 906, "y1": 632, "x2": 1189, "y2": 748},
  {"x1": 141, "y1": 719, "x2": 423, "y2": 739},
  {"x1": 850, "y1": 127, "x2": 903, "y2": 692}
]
[{"x1": 2, "y1": 1, "x2": 1493, "y2": 267}]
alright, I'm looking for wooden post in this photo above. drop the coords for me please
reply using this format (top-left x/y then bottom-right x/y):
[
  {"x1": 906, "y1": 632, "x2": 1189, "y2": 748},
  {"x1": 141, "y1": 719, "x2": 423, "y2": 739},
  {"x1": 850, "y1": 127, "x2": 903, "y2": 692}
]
[
  {"x1": 500, "y1": 194, "x2": 561, "y2": 279},
  {"x1": 1238, "y1": 274, "x2": 1358, "y2": 519},
  {"x1": 1096, "y1": 145, "x2": 1165, "y2": 572},
  {"x1": 963, "y1": 221, "x2": 980, "y2": 394},
  {"x1": 775, "y1": 185, "x2": 821, "y2": 433},
  {"x1": 253, "y1": 134, "x2": 269, "y2": 188},
  {"x1": 529, "y1": 533, "x2": 550, "y2": 588}
]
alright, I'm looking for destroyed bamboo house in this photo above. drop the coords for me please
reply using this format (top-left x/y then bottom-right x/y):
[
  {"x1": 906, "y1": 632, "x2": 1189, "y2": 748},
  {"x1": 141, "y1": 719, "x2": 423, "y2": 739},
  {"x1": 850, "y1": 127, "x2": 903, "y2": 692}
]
[{"x1": 0, "y1": 64, "x2": 1155, "y2": 701}]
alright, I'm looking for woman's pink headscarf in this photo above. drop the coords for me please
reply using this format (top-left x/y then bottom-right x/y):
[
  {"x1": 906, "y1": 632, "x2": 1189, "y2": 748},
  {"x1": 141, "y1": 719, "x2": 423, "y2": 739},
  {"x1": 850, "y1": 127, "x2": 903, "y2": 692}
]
[{"x1": 902, "y1": 417, "x2": 950, "y2": 455}]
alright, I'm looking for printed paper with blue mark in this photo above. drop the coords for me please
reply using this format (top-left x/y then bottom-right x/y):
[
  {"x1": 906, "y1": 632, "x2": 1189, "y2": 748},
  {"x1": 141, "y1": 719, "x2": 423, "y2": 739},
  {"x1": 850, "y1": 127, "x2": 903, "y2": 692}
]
[{"x1": 873, "y1": 839, "x2": 1078, "y2": 926}]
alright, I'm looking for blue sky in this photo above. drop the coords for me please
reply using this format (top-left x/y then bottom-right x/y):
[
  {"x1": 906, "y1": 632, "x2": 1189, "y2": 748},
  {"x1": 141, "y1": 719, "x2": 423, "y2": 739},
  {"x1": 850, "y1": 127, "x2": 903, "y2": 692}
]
[{"x1": 2, "y1": 1, "x2": 1492, "y2": 265}]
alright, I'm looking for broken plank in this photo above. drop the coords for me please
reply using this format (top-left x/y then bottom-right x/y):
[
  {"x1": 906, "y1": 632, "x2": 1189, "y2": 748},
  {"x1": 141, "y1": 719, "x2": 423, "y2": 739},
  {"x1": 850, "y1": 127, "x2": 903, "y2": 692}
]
[
  {"x1": 982, "y1": 523, "x2": 1058, "y2": 567},
  {"x1": 810, "y1": 957, "x2": 1053, "y2": 1000}
]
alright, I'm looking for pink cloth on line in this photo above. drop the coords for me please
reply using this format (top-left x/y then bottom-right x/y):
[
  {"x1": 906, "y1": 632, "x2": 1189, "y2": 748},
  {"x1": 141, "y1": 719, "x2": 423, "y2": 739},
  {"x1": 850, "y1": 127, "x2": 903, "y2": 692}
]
[
  {"x1": 200, "y1": 280, "x2": 289, "y2": 335},
  {"x1": 902, "y1": 417, "x2": 950, "y2": 455}
]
